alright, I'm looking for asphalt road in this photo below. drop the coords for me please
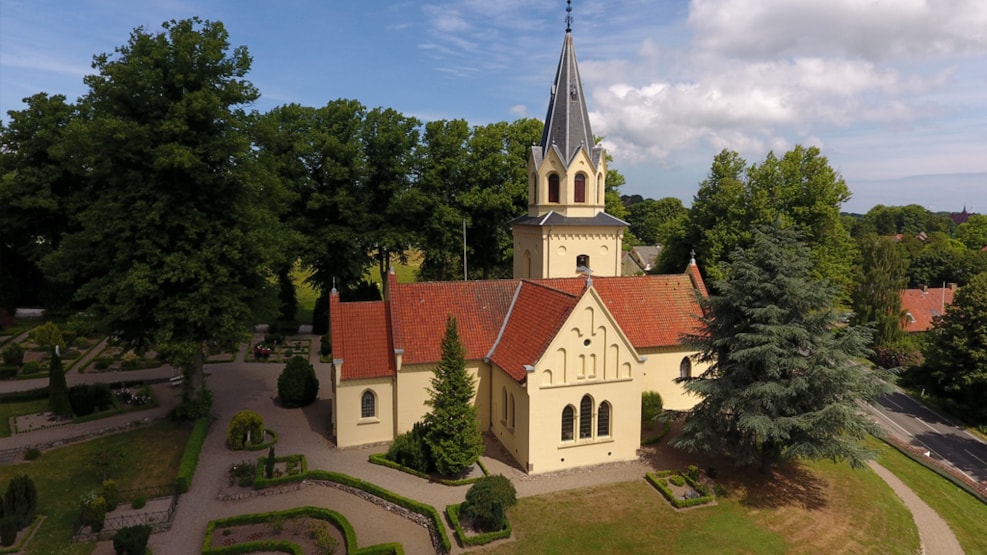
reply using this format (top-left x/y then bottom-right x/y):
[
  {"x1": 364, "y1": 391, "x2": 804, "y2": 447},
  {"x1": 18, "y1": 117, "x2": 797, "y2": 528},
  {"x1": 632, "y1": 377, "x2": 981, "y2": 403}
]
[{"x1": 868, "y1": 390, "x2": 987, "y2": 484}]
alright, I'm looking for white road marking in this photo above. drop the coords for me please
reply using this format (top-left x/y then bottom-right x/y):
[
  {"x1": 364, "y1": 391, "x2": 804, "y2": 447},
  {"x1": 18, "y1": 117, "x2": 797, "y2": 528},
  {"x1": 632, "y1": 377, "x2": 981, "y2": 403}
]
[{"x1": 964, "y1": 449, "x2": 987, "y2": 468}]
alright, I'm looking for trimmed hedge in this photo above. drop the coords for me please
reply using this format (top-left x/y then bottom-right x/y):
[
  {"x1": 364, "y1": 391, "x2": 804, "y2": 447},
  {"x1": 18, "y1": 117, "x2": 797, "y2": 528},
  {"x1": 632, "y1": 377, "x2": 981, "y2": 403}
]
[
  {"x1": 0, "y1": 515, "x2": 43, "y2": 554},
  {"x1": 175, "y1": 418, "x2": 210, "y2": 493},
  {"x1": 369, "y1": 453, "x2": 489, "y2": 486},
  {"x1": 253, "y1": 470, "x2": 449, "y2": 552},
  {"x1": 242, "y1": 429, "x2": 278, "y2": 451},
  {"x1": 446, "y1": 502, "x2": 511, "y2": 547},
  {"x1": 0, "y1": 387, "x2": 48, "y2": 403},
  {"x1": 201, "y1": 506, "x2": 403, "y2": 555},
  {"x1": 645, "y1": 472, "x2": 715, "y2": 509}
]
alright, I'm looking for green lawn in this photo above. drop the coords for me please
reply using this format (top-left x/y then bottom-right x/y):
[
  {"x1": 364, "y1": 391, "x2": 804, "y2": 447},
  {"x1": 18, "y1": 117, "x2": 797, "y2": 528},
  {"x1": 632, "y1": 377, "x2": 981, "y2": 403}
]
[
  {"x1": 0, "y1": 398, "x2": 49, "y2": 437},
  {"x1": 474, "y1": 458, "x2": 918, "y2": 555},
  {"x1": 870, "y1": 436, "x2": 987, "y2": 554},
  {"x1": 0, "y1": 420, "x2": 191, "y2": 555}
]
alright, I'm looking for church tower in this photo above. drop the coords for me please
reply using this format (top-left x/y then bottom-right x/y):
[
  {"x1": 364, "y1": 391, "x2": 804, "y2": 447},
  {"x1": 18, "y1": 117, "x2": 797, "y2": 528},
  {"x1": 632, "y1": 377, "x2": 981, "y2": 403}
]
[{"x1": 512, "y1": 2, "x2": 627, "y2": 279}]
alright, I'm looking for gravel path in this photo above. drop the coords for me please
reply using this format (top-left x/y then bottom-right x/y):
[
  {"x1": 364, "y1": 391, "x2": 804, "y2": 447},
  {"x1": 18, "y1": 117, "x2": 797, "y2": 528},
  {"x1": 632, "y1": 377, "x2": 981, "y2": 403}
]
[
  {"x1": 3, "y1": 332, "x2": 968, "y2": 554},
  {"x1": 868, "y1": 461, "x2": 964, "y2": 555}
]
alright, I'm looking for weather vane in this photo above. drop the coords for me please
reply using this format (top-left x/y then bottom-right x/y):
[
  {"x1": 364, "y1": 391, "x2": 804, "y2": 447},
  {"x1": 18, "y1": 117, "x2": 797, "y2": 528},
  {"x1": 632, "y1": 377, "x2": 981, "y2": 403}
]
[{"x1": 566, "y1": 0, "x2": 573, "y2": 32}]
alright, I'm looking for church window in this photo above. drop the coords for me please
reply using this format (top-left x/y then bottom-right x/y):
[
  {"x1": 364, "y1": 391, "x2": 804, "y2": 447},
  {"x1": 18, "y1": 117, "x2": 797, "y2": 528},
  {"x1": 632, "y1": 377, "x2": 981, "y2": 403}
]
[
  {"x1": 561, "y1": 405, "x2": 575, "y2": 441},
  {"x1": 576, "y1": 254, "x2": 590, "y2": 271},
  {"x1": 575, "y1": 174, "x2": 586, "y2": 203},
  {"x1": 509, "y1": 393, "x2": 516, "y2": 428},
  {"x1": 680, "y1": 357, "x2": 692, "y2": 379},
  {"x1": 360, "y1": 390, "x2": 376, "y2": 419},
  {"x1": 598, "y1": 401, "x2": 611, "y2": 437},
  {"x1": 549, "y1": 174, "x2": 560, "y2": 203},
  {"x1": 579, "y1": 395, "x2": 593, "y2": 439},
  {"x1": 501, "y1": 388, "x2": 508, "y2": 423}
]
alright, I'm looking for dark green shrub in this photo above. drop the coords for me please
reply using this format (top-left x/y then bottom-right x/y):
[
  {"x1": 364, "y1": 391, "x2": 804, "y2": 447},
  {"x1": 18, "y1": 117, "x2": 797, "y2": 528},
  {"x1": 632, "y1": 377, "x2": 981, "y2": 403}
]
[
  {"x1": 687, "y1": 465, "x2": 700, "y2": 481},
  {"x1": 48, "y1": 353, "x2": 72, "y2": 417},
  {"x1": 112, "y1": 524, "x2": 151, "y2": 555},
  {"x1": 264, "y1": 333, "x2": 284, "y2": 345},
  {"x1": 61, "y1": 330, "x2": 78, "y2": 346},
  {"x1": 24, "y1": 448, "x2": 40, "y2": 461},
  {"x1": 67, "y1": 312, "x2": 99, "y2": 337},
  {"x1": 1, "y1": 343, "x2": 23, "y2": 367},
  {"x1": 669, "y1": 474, "x2": 686, "y2": 487},
  {"x1": 228, "y1": 410, "x2": 264, "y2": 450},
  {"x1": 312, "y1": 293, "x2": 330, "y2": 335},
  {"x1": 320, "y1": 333, "x2": 331, "y2": 357},
  {"x1": 386, "y1": 421, "x2": 433, "y2": 473},
  {"x1": 277, "y1": 356, "x2": 319, "y2": 408},
  {"x1": 460, "y1": 475, "x2": 516, "y2": 532},
  {"x1": 642, "y1": 390, "x2": 663, "y2": 422},
  {"x1": 102, "y1": 479, "x2": 120, "y2": 511},
  {"x1": 131, "y1": 496, "x2": 146, "y2": 510},
  {"x1": 68, "y1": 383, "x2": 114, "y2": 416},
  {"x1": 93, "y1": 358, "x2": 112, "y2": 370},
  {"x1": 265, "y1": 447, "x2": 276, "y2": 479},
  {"x1": 707, "y1": 466, "x2": 718, "y2": 479},
  {"x1": 0, "y1": 517, "x2": 16, "y2": 547},
  {"x1": 20, "y1": 361, "x2": 42, "y2": 374},
  {"x1": 0, "y1": 367, "x2": 18, "y2": 380},
  {"x1": 4, "y1": 475, "x2": 37, "y2": 529},
  {"x1": 229, "y1": 461, "x2": 256, "y2": 487}
]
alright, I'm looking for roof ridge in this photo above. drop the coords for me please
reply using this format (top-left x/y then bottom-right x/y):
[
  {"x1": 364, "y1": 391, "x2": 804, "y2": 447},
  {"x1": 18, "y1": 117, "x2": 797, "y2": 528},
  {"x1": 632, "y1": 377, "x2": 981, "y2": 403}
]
[{"x1": 485, "y1": 282, "x2": 523, "y2": 361}]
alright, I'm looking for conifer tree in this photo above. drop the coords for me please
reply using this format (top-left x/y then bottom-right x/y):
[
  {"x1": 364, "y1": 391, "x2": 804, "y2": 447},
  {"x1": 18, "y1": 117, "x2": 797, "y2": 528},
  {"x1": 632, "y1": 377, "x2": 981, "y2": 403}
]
[
  {"x1": 48, "y1": 352, "x2": 72, "y2": 418},
  {"x1": 424, "y1": 315, "x2": 484, "y2": 476},
  {"x1": 675, "y1": 222, "x2": 889, "y2": 473}
]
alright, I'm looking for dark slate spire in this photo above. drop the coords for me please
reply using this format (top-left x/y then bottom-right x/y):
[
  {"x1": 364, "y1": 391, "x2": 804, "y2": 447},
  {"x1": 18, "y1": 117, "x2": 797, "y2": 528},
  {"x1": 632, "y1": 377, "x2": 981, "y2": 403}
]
[{"x1": 540, "y1": 3, "x2": 597, "y2": 166}]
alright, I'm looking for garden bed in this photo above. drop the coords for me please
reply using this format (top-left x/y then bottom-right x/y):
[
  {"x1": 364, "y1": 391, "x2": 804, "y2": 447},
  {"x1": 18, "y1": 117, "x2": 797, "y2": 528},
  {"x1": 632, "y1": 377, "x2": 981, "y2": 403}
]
[
  {"x1": 248, "y1": 336, "x2": 311, "y2": 363},
  {"x1": 646, "y1": 468, "x2": 717, "y2": 509}
]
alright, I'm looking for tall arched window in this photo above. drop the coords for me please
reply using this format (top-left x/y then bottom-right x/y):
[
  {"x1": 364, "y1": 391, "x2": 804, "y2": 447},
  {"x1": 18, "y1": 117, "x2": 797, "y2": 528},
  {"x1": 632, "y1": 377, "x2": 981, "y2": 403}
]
[
  {"x1": 501, "y1": 388, "x2": 508, "y2": 422},
  {"x1": 680, "y1": 357, "x2": 692, "y2": 379},
  {"x1": 549, "y1": 174, "x2": 560, "y2": 203},
  {"x1": 561, "y1": 405, "x2": 575, "y2": 441},
  {"x1": 509, "y1": 393, "x2": 516, "y2": 428},
  {"x1": 574, "y1": 174, "x2": 586, "y2": 203},
  {"x1": 360, "y1": 390, "x2": 376, "y2": 418},
  {"x1": 579, "y1": 395, "x2": 593, "y2": 439},
  {"x1": 598, "y1": 401, "x2": 611, "y2": 437}
]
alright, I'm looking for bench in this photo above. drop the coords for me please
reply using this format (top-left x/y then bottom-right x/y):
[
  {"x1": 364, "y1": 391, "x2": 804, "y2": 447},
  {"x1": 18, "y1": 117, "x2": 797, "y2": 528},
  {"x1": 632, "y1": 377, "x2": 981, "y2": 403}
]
[{"x1": 169, "y1": 374, "x2": 184, "y2": 387}]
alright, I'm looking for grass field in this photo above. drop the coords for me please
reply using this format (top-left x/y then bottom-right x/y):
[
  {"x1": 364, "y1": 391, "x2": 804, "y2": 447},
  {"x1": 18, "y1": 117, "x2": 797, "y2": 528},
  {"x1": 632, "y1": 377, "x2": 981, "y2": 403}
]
[
  {"x1": 475, "y1": 458, "x2": 919, "y2": 555},
  {"x1": 869, "y1": 436, "x2": 987, "y2": 554},
  {"x1": 0, "y1": 421, "x2": 191, "y2": 555}
]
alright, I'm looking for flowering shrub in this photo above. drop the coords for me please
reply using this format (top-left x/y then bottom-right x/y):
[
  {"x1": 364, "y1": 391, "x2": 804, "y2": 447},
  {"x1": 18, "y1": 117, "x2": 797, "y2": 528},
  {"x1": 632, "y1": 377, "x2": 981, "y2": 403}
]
[
  {"x1": 252, "y1": 344, "x2": 272, "y2": 359},
  {"x1": 115, "y1": 387, "x2": 151, "y2": 406}
]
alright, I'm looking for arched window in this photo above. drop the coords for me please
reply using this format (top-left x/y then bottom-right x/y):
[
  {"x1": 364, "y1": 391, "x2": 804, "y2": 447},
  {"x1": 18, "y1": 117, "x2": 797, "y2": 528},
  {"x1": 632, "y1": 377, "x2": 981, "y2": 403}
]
[
  {"x1": 576, "y1": 254, "x2": 590, "y2": 271},
  {"x1": 501, "y1": 387, "x2": 508, "y2": 422},
  {"x1": 561, "y1": 405, "x2": 575, "y2": 441},
  {"x1": 549, "y1": 174, "x2": 560, "y2": 203},
  {"x1": 531, "y1": 173, "x2": 538, "y2": 202},
  {"x1": 579, "y1": 395, "x2": 593, "y2": 439},
  {"x1": 509, "y1": 393, "x2": 516, "y2": 428},
  {"x1": 598, "y1": 401, "x2": 611, "y2": 437},
  {"x1": 523, "y1": 250, "x2": 532, "y2": 279},
  {"x1": 574, "y1": 174, "x2": 586, "y2": 203},
  {"x1": 680, "y1": 357, "x2": 692, "y2": 379},
  {"x1": 360, "y1": 390, "x2": 376, "y2": 418}
]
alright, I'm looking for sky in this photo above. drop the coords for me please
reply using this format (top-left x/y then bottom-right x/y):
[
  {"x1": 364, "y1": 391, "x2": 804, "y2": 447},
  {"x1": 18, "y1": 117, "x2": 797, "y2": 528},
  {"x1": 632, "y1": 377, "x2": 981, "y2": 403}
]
[{"x1": 2, "y1": 0, "x2": 986, "y2": 214}]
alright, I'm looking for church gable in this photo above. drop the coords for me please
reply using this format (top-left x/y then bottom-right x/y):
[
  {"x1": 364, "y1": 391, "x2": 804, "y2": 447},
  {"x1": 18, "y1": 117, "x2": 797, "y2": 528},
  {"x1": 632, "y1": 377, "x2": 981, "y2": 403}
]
[{"x1": 536, "y1": 285, "x2": 643, "y2": 388}]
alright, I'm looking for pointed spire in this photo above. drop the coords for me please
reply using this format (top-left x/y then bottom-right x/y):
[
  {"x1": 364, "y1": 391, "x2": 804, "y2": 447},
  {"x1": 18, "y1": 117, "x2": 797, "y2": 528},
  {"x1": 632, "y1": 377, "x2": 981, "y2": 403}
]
[{"x1": 540, "y1": 1, "x2": 597, "y2": 167}]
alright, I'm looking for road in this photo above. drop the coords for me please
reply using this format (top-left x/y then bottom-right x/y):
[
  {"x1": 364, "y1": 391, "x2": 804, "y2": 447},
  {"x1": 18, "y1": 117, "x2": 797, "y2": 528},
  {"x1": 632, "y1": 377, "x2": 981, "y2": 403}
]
[{"x1": 867, "y1": 390, "x2": 987, "y2": 484}]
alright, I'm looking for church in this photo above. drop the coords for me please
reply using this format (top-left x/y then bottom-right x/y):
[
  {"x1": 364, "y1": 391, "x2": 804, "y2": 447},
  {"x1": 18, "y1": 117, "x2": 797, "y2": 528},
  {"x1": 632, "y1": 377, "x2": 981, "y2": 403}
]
[{"x1": 328, "y1": 14, "x2": 709, "y2": 474}]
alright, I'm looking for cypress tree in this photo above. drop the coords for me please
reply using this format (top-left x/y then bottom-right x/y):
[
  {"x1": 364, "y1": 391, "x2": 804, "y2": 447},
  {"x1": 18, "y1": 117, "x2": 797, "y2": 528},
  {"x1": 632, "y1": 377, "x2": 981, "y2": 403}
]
[
  {"x1": 424, "y1": 315, "x2": 485, "y2": 476},
  {"x1": 48, "y1": 352, "x2": 72, "y2": 417}
]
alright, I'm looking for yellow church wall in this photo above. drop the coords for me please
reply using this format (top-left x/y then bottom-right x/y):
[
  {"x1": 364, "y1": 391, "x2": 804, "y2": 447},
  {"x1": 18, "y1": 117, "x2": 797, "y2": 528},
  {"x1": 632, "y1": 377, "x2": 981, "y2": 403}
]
[
  {"x1": 488, "y1": 368, "x2": 530, "y2": 470},
  {"x1": 334, "y1": 377, "x2": 394, "y2": 448},
  {"x1": 513, "y1": 226, "x2": 623, "y2": 279},
  {"x1": 528, "y1": 146, "x2": 607, "y2": 217},
  {"x1": 637, "y1": 348, "x2": 707, "y2": 412},
  {"x1": 523, "y1": 288, "x2": 644, "y2": 473}
]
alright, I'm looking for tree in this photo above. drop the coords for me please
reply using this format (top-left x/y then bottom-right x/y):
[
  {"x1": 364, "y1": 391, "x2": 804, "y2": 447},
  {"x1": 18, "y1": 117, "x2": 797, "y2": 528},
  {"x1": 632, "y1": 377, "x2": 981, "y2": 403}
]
[
  {"x1": 47, "y1": 352, "x2": 72, "y2": 417},
  {"x1": 674, "y1": 222, "x2": 888, "y2": 473},
  {"x1": 277, "y1": 355, "x2": 319, "y2": 408},
  {"x1": 851, "y1": 234, "x2": 907, "y2": 351},
  {"x1": 955, "y1": 214, "x2": 987, "y2": 250},
  {"x1": 922, "y1": 272, "x2": 987, "y2": 423},
  {"x1": 423, "y1": 315, "x2": 484, "y2": 476},
  {"x1": 460, "y1": 475, "x2": 517, "y2": 532},
  {"x1": 659, "y1": 147, "x2": 857, "y2": 299},
  {"x1": 228, "y1": 409, "x2": 265, "y2": 450},
  {"x1": 43, "y1": 19, "x2": 280, "y2": 419},
  {"x1": 626, "y1": 197, "x2": 687, "y2": 246}
]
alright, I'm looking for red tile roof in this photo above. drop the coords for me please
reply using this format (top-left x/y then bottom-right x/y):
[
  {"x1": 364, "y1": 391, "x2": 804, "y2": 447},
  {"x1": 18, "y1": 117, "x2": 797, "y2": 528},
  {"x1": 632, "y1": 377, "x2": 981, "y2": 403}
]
[
  {"x1": 330, "y1": 268, "x2": 708, "y2": 383},
  {"x1": 489, "y1": 282, "x2": 580, "y2": 381},
  {"x1": 330, "y1": 298, "x2": 396, "y2": 380},
  {"x1": 901, "y1": 287, "x2": 955, "y2": 333}
]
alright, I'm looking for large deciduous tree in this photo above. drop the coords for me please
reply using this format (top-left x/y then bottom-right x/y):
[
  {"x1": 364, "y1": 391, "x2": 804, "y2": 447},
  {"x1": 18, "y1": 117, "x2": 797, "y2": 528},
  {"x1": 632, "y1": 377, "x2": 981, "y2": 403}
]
[
  {"x1": 851, "y1": 234, "x2": 908, "y2": 351},
  {"x1": 44, "y1": 18, "x2": 279, "y2": 418},
  {"x1": 921, "y1": 272, "x2": 987, "y2": 423},
  {"x1": 674, "y1": 222, "x2": 888, "y2": 473},
  {"x1": 659, "y1": 147, "x2": 857, "y2": 298},
  {"x1": 424, "y1": 315, "x2": 484, "y2": 476}
]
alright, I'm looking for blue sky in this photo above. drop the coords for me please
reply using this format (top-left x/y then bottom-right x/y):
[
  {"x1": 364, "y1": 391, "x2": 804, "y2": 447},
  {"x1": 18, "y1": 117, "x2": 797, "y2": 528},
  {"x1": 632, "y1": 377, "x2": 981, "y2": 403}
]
[{"x1": 2, "y1": 0, "x2": 986, "y2": 214}]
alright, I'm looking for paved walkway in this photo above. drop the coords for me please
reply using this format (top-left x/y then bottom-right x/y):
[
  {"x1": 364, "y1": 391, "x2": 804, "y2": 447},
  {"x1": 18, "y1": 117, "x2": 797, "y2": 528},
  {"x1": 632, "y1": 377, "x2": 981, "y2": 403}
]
[{"x1": 2, "y1": 332, "x2": 968, "y2": 554}]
